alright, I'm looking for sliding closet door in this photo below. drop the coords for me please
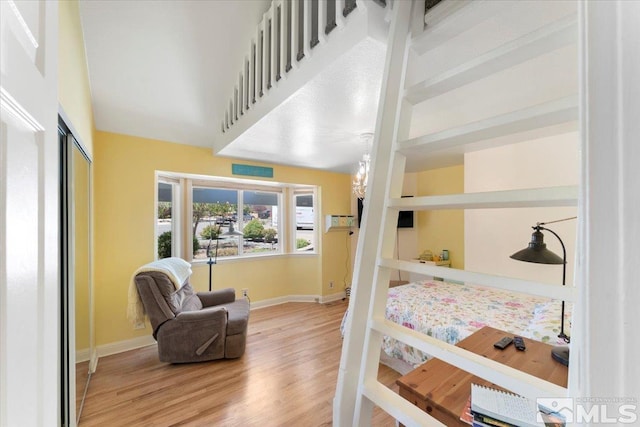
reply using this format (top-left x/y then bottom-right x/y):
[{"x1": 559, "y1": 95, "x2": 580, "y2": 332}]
[
  {"x1": 60, "y1": 120, "x2": 94, "y2": 426},
  {"x1": 72, "y1": 138, "x2": 93, "y2": 424}
]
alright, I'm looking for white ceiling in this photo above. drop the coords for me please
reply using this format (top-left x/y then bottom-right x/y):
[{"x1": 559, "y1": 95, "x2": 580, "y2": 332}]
[
  {"x1": 218, "y1": 37, "x2": 386, "y2": 173},
  {"x1": 80, "y1": 0, "x2": 271, "y2": 147},
  {"x1": 79, "y1": 0, "x2": 386, "y2": 174}
]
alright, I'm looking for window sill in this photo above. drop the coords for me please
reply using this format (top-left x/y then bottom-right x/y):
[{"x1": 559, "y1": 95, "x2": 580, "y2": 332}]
[{"x1": 190, "y1": 251, "x2": 318, "y2": 265}]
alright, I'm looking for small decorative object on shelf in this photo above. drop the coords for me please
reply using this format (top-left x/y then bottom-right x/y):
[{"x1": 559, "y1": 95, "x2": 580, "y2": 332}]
[{"x1": 418, "y1": 250, "x2": 433, "y2": 261}]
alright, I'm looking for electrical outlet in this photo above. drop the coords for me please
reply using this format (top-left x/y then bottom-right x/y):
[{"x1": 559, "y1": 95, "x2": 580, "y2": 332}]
[
  {"x1": 329, "y1": 281, "x2": 334, "y2": 289},
  {"x1": 242, "y1": 288, "x2": 248, "y2": 298},
  {"x1": 134, "y1": 321, "x2": 145, "y2": 330}
]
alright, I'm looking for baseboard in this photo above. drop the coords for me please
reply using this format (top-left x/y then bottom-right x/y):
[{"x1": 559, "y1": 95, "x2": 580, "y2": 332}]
[
  {"x1": 98, "y1": 295, "x2": 346, "y2": 356},
  {"x1": 97, "y1": 335, "x2": 156, "y2": 358},
  {"x1": 249, "y1": 292, "x2": 346, "y2": 309},
  {"x1": 76, "y1": 348, "x2": 91, "y2": 363},
  {"x1": 320, "y1": 291, "x2": 347, "y2": 304},
  {"x1": 76, "y1": 348, "x2": 99, "y2": 373}
]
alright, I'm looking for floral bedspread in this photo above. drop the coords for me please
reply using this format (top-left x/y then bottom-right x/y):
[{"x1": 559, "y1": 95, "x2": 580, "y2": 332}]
[{"x1": 343, "y1": 280, "x2": 573, "y2": 368}]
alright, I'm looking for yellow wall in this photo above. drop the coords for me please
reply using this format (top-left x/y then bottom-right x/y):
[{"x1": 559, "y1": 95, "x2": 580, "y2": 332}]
[
  {"x1": 416, "y1": 165, "x2": 465, "y2": 269},
  {"x1": 58, "y1": 0, "x2": 96, "y2": 355},
  {"x1": 58, "y1": 0, "x2": 94, "y2": 157},
  {"x1": 93, "y1": 131, "x2": 350, "y2": 346}
]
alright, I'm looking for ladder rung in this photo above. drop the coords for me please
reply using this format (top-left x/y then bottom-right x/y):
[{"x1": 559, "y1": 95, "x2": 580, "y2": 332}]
[
  {"x1": 412, "y1": 0, "x2": 495, "y2": 55},
  {"x1": 398, "y1": 96, "x2": 577, "y2": 155},
  {"x1": 378, "y1": 259, "x2": 577, "y2": 302},
  {"x1": 361, "y1": 380, "x2": 446, "y2": 427},
  {"x1": 388, "y1": 185, "x2": 578, "y2": 211},
  {"x1": 405, "y1": 15, "x2": 577, "y2": 105},
  {"x1": 371, "y1": 318, "x2": 568, "y2": 400}
]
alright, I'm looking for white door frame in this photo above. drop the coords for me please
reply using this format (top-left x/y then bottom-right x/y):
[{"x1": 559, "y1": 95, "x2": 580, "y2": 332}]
[{"x1": 1, "y1": 0, "x2": 60, "y2": 425}]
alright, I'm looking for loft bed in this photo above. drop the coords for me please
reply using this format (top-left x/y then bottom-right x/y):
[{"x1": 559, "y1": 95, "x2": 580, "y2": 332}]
[{"x1": 341, "y1": 280, "x2": 572, "y2": 373}]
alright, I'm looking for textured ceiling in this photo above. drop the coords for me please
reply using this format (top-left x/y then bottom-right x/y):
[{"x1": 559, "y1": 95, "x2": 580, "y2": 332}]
[{"x1": 218, "y1": 37, "x2": 387, "y2": 174}]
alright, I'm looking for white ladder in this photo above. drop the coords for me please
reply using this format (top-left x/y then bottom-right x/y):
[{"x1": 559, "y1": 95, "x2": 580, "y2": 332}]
[{"x1": 334, "y1": 1, "x2": 579, "y2": 425}]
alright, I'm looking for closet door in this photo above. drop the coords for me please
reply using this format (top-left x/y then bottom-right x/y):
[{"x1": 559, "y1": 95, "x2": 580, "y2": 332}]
[
  {"x1": 72, "y1": 138, "x2": 93, "y2": 424},
  {"x1": 60, "y1": 123, "x2": 94, "y2": 426}
]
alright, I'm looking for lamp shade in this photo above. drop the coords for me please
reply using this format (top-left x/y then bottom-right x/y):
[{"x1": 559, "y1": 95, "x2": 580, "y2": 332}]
[{"x1": 509, "y1": 229, "x2": 564, "y2": 265}]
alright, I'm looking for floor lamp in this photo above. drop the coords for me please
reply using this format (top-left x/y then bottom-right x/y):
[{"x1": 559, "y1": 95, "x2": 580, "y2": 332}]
[
  {"x1": 510, "y1": 216, "x2": 575, "y2": 366},
  {"x1": 206, "y1": 220, "x2": 243, "y2": 292}
]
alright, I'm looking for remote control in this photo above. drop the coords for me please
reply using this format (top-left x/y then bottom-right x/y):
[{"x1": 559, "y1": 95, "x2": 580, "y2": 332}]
[
  {"x1": 514, "y1": 336, "x2": 526, "y2": 351},
  {"x1": 493, "y1": 336, "x2": 513, "y2": 350}
]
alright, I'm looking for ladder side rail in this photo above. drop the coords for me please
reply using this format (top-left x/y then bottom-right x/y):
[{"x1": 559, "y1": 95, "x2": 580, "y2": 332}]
[
  {"x1": 332, "y1": 0, "x2": 413, "y2": 424},
  {"x1": 355, "y1": 1, "x2": 417, "y2": 423},
  {"x1": 354, "y1": 155, "x2": 407, "y2": 426}
]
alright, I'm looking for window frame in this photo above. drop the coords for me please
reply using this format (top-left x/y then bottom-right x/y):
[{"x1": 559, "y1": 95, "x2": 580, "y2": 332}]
[
  {"x1": 291, "y1": 187, "x2": 318, "y2": 255},
  {"x1": 155, "y1": 175, "x2": 182, "y2": 259},
  {"x1": 156, "y1": 172, "x2": 317, "y2": 262}
]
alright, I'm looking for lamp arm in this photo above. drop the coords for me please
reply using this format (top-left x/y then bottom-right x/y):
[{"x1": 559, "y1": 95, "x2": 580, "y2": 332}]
[
  {"x1": 538, "y1": 216, "x2": 577, "y2": 227},
  {"x1": 538, "y1": 225, "x2": 570, "y2": 343},
  {"x1": 537, "y1": 226, "x2": 566, "y2": 275}
]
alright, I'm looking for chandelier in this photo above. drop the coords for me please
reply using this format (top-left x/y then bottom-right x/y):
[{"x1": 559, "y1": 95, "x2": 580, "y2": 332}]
[
  {"x1": 352, "y1": 153, "x2": 370, "y2": 199},
  {"x1": 352, "y1": 133, "x2": 373, "y2": 199}
]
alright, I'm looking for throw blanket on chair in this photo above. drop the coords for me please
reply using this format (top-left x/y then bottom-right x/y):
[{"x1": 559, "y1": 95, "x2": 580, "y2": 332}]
[{"x1": 127, "y1": 257, "x2": 193, "y2": 326}]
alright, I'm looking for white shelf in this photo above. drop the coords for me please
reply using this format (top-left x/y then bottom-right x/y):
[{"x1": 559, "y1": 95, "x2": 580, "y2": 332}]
[{"x1": 389, "y1": 185, "x2": 578, "y2": 211}]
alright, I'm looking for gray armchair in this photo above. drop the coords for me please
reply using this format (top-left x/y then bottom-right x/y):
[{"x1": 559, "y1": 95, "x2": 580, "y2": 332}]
[{"x1": 134, "y1": 271, "x2": 250, "y2": 363}]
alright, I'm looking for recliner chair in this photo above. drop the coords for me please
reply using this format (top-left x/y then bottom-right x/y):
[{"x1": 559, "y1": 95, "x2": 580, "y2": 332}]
[{"x1": 134, "y1": 271, "x2": 250, "y2": 363}]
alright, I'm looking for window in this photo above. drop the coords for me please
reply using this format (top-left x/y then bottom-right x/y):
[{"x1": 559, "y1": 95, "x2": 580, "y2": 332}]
[
  {"x1": 192, "y1": 187, "x2": 238, "y2": 260},
  {"x1": 156, "y1": 179, "x2": 181, "y2": 259},
  {"x1": 242, "y1": 190, "x2": 280, "y2": 255},
  {"x1": 156, "y1": 173, "x2": 313, "y2": 261},
  {"x1": 293, "y1": 192, "x2": 316, "y2": 252},
  {"x1": 191, "y1": 187, "x2": 281, "y2": 260}
]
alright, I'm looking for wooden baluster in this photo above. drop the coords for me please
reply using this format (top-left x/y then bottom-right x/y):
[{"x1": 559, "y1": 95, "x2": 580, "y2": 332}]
[
  {"x1": 284, "y1": 0, "x2": 293, "y2": 72},
  {"x1": 303, "y1": 0, "x2": 312, "y2": 58},
  {"x1": 257, "y1": 19, "x2": 264, "y2": 97},
  {"x1": 275, "y1": 2, "x2": 282, "y2": 81},
  {"x1": 310, "y1": 0, "x2": 319, "y2": 48},
  {"x1": 294, "y1": 0, "x2": 305, "y2": 61},
  {"x1": 245, "y1": 58, "x2": 250, "y2": 110},
  {"x1": 343, "y1": 0, "x2": 356, "y2": 17},
  {"x1": 324, "y1": 0, "x2": 337, "y2": 35},
  {"x1": 336, "y1": 0, "x2": 346, "y2": 27},
  {"x1": 250, "y1": 41, "x2": 256, "y2": 104}
]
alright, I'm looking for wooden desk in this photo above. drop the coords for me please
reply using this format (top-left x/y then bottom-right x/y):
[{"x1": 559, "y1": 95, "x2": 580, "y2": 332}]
[{"x1": 396, "y1": 326, "x2": 568, "y2": 426}]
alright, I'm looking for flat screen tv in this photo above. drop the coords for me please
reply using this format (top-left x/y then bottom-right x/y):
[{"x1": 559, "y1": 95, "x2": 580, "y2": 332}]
[{"x1": 357, "y1": 197, "x2": 414, "y2": 228}]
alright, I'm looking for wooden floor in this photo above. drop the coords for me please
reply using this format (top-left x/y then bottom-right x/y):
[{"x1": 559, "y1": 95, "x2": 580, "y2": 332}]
[{"x1": 79, "y1": 300, "x2": 402, "y2": 426}]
